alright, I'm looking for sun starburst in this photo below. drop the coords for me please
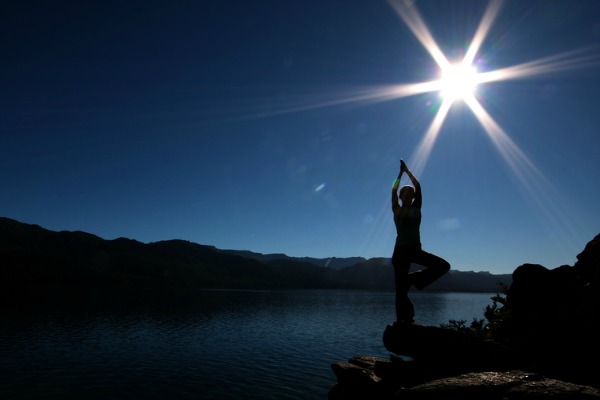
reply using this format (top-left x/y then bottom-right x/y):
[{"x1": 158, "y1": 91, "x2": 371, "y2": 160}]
[{"x1": 385, "y1": 0, "x2": 600, "y2": 180}]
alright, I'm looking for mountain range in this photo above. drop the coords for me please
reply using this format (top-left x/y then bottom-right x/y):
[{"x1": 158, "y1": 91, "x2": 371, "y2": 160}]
[{"x1": 0, "y1": 217, "x2": 511, "y2": 292}]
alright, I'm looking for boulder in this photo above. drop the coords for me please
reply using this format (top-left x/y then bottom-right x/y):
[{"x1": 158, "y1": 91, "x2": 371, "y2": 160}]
[
  {"x1": 382, "y1": 322, "x2": 518, "y2": 371},
  {"x1": 503, "y1": 233, "x2": 600, "y2": 386},
  {"x1": 330, "y1": 357, "x2": 600, "y2": 400},
  {"x1": 399, "y1": 370, "x2": 600, "y2": 400}
]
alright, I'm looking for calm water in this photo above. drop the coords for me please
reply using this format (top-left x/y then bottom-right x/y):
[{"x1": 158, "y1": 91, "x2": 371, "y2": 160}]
[{"x1": 0, "y1": 289, "x2": 496, "y2": 399}]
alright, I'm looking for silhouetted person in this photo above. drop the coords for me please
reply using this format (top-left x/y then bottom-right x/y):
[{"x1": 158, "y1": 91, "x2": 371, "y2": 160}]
[{"x1": 391, "y1": 159, "x2": 450, "y2": 323}]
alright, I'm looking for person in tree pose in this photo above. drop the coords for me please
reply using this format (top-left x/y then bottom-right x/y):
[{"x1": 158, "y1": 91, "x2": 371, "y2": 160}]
[{"x1": 391, "y1": 159, "x2": 450, "y2": 323}]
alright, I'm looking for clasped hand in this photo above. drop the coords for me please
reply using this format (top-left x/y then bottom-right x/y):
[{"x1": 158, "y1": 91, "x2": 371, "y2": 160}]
[{"x1": 400, "y1": 159, "x2": 407, "y2": 172}]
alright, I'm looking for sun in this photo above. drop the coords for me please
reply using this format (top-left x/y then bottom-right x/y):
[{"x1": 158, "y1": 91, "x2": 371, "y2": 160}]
[
  {"x1": 438, "y1": 62, "x2": 479, "y2": 102},
  {"x1": 381, "y1": 0, "x2": 600, "y2": 178}
]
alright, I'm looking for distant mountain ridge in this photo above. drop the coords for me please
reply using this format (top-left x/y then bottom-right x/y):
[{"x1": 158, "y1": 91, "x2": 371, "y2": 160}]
[
  {"x1": 0, "y1": 217, "x2": 511, "y2": 292},
  {"x1": 218, "y1": 249, "x2": 367, "y2": 270}
]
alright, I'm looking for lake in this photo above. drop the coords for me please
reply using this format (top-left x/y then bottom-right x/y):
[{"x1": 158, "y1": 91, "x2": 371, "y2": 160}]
[{"x1": 0, "y1": 289, "x2": 497, "y2": 399}]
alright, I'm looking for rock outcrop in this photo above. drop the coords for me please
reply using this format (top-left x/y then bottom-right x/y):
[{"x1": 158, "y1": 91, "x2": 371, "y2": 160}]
[
  {"x1": 330, "y1": 233, "x2": 600, "y2": 399},
  {"x1": 330, "y1": 359, "x2": 600, "y2": 400},
  {"x1": 503, "y1": 233, "x2": 600, "y2": 386}
]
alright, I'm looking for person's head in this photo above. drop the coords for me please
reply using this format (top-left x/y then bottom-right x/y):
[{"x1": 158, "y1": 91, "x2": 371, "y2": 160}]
[{"x1": 399, "y1": 185, "x2": 415, "y2": 205}]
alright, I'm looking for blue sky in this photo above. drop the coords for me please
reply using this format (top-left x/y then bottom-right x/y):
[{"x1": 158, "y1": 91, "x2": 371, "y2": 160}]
[{"x1": 2, "y1": 0, "x2": 600, "y2": 274}]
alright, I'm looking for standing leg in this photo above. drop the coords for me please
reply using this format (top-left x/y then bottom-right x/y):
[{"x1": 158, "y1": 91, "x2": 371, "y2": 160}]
[
  {"x1": 412, "y1": 249, "x2": 450, "y2": 290},
  {"x1": 392, "y1": 245, "x2": 415, "y2": 323}
]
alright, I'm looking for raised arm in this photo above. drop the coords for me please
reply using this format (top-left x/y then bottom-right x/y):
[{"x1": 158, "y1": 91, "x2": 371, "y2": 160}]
[
  {"x1": 391, "y1": 165, "x2": 403, "y2": 212},
  {"x1": 401, "y1": 159, "x2": 422, "y2": 207}
]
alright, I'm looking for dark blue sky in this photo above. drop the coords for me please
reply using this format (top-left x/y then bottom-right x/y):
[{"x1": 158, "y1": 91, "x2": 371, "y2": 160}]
[{"x1": 3, "y1": 0, "x2": 600, "y2": 273}]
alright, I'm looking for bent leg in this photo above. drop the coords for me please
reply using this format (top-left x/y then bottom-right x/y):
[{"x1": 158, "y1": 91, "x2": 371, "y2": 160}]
[{"x1": 412, "y1": 249, "x2": 450, "y2": 290}]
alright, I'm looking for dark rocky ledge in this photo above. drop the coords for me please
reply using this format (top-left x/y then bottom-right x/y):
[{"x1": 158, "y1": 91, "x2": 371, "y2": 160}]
[
  {"x1": 331, "y1": 356, "x2": 600, "y2": 400},
  {"x1": 330, "y1": 233, "x2": 600, "y2": 399}
]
